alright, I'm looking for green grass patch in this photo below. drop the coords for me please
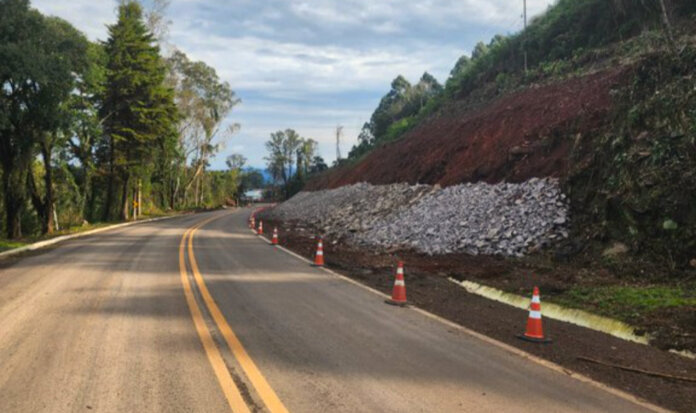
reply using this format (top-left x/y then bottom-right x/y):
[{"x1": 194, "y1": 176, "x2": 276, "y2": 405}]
[
  {"x1": 554, "y1": 285, "x2": 696, "y2": 322},
  {"x1": 0, "y1": 240, "x2": 28, "y2": 253}
]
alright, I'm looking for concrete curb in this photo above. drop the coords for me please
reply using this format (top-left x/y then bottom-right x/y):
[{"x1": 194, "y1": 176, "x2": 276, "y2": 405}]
[
  {"x1": 448, "y1": 278, "x2": 651, "y2": 345},
  {"x1": 0, "y1": 214, "x2": 186, "y2": 261}
]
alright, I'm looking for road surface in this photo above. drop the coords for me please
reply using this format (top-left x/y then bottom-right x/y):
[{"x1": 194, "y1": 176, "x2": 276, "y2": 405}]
[{"x1": 0, "y1": 208, "x2": 660, "y2": 412}]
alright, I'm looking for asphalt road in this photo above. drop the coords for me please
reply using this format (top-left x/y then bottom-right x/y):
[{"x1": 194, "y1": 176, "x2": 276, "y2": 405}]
[{"x1": 0, "y1": 208, "x2": 661, "y2": 412}]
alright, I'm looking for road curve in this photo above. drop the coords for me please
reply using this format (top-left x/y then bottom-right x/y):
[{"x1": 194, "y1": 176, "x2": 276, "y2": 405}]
[{"x1": 0, "y1": 208, "x2": 658, "y2": 412}]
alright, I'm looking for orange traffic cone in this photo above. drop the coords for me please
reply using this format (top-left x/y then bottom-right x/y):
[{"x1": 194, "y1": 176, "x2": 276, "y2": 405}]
[
  {"x1": 257, "y1": 220, "x2": 263, "y2": 235},
  {"x1": 517, "y1": 286, "x2": 552, "y2": 343},
  {"x1": 311, "y1": 238, "x2": 325, "y2": 267},
  {"x1": 385, "y1": 261, "x2": 408, "y2": 306},
  {"x1": 271, "y1": 227, "x2": 279, "y2": 245}
]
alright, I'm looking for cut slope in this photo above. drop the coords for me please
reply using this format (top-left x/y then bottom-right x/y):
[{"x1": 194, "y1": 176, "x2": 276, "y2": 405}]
[{"x1": 307, "y1": 67, "x2": 628, "y2": 190}]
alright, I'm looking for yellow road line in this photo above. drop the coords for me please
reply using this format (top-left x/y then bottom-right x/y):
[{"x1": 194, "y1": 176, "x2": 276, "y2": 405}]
[
  {"x1": 178, "y1": 224, "x2": 251, "y2": 413},
  {"x1": 189, "y1": 217, "x2": 290, "y2": 413}
]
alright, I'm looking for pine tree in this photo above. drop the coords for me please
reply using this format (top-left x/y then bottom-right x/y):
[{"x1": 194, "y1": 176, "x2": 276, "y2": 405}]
[{"x1": 100, "y1": 1, "x2": 178, "y2": 220}]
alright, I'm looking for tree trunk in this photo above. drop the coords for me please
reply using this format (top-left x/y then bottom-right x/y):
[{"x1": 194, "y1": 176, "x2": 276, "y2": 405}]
[
  {"x1": 28, "y1": 168, "x2": 48, "y2": 234},
  {"x1": 658, "y1": 0, "x2": 676, "y2": 51},
  {"x1": 171, "y1": 175, "x2": 179, "y2": 209},
  {"x1": 1, "y1": 144, "x2": 27, "y2": 239},
  {"x1": 41, "y1": 141, "x2": 54, "y2": 235},
  {"x1": 120, "y1": 174, "x2": 130, "y2": 221},
  {"x1": 195, "y1": 175, "x2": 200, "y2": 207},
  {"x1": 102, "y1": 135, "x2": 115, "y2": 222},
  {"x1": 4, "y1": 191, "x2": 22, "y2": 239},
  {"x1": 137, "y1": 179, "x2": 142, "y2": 218}
]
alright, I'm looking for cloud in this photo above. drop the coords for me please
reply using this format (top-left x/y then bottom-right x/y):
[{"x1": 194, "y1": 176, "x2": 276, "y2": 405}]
[{"x1": 30, "y1": 0, "x2": 555, "y2": 169}]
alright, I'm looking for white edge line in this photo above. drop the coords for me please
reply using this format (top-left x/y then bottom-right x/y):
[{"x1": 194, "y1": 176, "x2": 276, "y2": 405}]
[
  {"x1": 252, "y1": 228, "x2": 671, "y2": 413},
  {"x1": 0, "y1": 213, "x2": 191, "y2": 260}
]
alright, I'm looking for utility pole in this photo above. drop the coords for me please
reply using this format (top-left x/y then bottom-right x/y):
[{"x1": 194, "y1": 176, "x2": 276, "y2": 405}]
[
  {"x1": 523, "y1": 0, "x2": 528, "y2": 73},
  {"x1": 336, "y1": 125, "x2": 343, "y2": 162}
]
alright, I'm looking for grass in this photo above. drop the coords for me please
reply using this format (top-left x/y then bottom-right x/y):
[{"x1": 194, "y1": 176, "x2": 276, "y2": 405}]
[
  {"x1": 0, "y1": 240, "x2": 28, "y2": 253},
  {"x1": 553, "y1": 285, "x2": 696, "y2": 322}
]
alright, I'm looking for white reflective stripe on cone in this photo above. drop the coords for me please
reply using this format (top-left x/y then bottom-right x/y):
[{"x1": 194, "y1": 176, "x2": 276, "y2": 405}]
[
  {"x1": 394, "y1": 280, "x2": 405, "y2": 286},
  {"x1": 316, "y1": 251, "x2": 323, "y2": 256},
  {"x1": 528, "y1": 310, "x2": 542, "y2": 319},
  {"x1": 531, "y1": 295, "x2": 540, "y2": 303}
]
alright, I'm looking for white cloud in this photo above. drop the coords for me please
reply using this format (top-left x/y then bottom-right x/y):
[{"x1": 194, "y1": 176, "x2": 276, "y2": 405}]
[{"x1": 30, "y1": 0, "x2": 555, "y2": 169}]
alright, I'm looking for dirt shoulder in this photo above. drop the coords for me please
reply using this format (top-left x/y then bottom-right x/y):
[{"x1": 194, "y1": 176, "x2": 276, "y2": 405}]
[{"x1": 262, "y1": 218, "x2": 696, "y2": 413}]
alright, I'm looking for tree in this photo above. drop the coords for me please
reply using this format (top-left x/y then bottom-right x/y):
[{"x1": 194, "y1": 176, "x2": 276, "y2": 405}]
[
  {"x1": 167, "y1": 49, "x2": 240, "y2": 207},
  {"x1": 27, "y1": 17, "x2": 89, "y2": 234},
  {"x1": 471, "y1": 41, "x2": 489, "y2": 60},
  {"x1": 298, "y1": 138, "x2": 318, "y2": 177},
  {"x1": 226, "y1": 153, "x2": 247, "y2": 171},
  {"x1": 0, "y1": 0, "x2": 88, "y2": 237},
  {"x1": 100, "y1": 1, "x2": 179, "y2": 220},
  {"x1": 370, "y1": 75, "x2": 412, "y2": 139},
  {"x1": 309, "y1": 156, "x2": 328, "y2": 174},
  {"x1": 264, "y1": 129, "x2": 303, "y2": 199},
  {"x1": 449, "y1": 55, "x2": 471, "y2": 79},
  {"x1": 240, "y1": 169, "x2": 264, "y2": 190},
  {"x1": 67, "y1": 41, "x2": 107, "y2": 222}
]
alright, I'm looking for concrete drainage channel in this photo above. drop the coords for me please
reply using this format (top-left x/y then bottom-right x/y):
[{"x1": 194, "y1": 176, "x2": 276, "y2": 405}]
[{"x1": 447, "y1": 279, "x2": 696, "y2": 360}]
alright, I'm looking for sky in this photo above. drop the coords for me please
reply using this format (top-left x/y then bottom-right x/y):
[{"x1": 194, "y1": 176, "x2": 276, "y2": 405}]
[{"x1": 32, "y1": 0, "x2": 555, "y2": 170}]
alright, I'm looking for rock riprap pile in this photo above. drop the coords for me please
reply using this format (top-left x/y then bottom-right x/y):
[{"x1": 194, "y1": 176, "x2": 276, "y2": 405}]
[
  {"x1": 263, "y1": 182, "x2": 433, "y2": 239},
  {"x1": 259, "y1": 178, "x2": 568, "y2": 257}
]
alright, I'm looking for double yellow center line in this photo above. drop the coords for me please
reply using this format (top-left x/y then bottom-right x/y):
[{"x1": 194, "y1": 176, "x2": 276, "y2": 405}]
[{"x1": 178, "y1": 214, "x2": 289, "y2": 413}]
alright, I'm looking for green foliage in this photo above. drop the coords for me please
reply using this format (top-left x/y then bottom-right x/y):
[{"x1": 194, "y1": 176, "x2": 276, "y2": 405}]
[
  {"x1": 0, "y1": 1, "x2": 240, "y2": 239},
  {"x1": 566, "y1": 46, "x2": 696, "y2": 269},
  {"x1": 348, "y1": 72, "x2": 443, "y2": 159},
  {"x1": 264, "y1": 129, "x2": 322, "y2": 199},
  {"x1": 240, "y1": 169, "x2": 265, "y2": 190},
  {"x1": 555, "y1": 285, "x2": 696, "y2": 322},
  {"x1": 100, "y1": 1, "x2": 179, "y2": 220},
  {"x1": 166, "y1": 49, "x2": 240, "y2": 209},
  {"x1": 0, "y1": 0, "x2": 88, "y2": 237}
]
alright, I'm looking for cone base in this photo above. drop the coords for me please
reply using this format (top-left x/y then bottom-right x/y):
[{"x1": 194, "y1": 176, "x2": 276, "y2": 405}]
[
  {"x1": 385, "y1": 299, "x2": 408, "y2": 307},
  {"x1": 516, "y1": 334, "x2": 552, "y2": 343}
]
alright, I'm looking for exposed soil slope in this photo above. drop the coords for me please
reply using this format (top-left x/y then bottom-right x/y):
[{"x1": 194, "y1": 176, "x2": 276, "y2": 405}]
[{"x1": 307, "y1": 67, "x2": 628, "y2": 190}]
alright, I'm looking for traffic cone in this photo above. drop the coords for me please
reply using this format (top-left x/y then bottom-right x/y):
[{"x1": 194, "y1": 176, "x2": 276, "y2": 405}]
[
  {"x1": 271, "y1": 227, "x2": 279, "y2": 245},
  {"x1": 517, "y1": 286, "x2": 552, "y2": 343},
  {"x1": 311, "y1": 238, "x2": 325, "y2": 267},
  {"x1": 257, "y1": 220, "x2": 263, "y2": 235},
  {"x1": 385, "y1": 261, "x2": 408, "y2": 306}
]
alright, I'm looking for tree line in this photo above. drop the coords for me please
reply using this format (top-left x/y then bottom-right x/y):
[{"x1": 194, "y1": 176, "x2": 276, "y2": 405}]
[
  {"x1": 264, "y1": 129, "x2": 327, "y2": 199},
  {"x1": 0, "y1": 0, "x2": 248, "y2": 239}
]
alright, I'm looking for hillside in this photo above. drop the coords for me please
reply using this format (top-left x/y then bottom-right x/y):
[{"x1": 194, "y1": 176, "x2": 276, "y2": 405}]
[
  {"x1": 306, "y1": 1, "x2": 696, "y2": 269},
  {"x1": 307, "y1": 66, "x2": 625, "y2": 188}
]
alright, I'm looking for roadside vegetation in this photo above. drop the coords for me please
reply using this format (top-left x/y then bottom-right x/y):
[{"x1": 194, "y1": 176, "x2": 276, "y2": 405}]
[{"x1": 0, "y1": 0, "x2": 257, "y2": 244}]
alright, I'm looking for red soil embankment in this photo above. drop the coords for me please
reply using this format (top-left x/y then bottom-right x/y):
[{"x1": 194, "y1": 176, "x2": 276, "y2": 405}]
[{"x1": 307, "y1": 67, "x2": 628, "y2": 190}]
